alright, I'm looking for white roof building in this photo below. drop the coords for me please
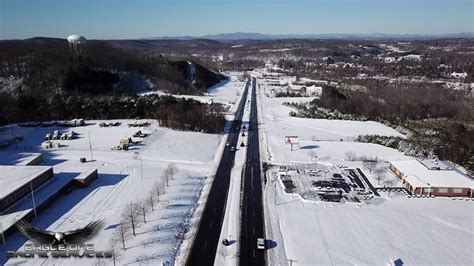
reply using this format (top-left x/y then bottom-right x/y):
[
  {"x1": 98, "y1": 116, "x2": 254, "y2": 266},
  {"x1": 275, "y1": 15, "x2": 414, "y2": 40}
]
[
  {"x1": 389, "y1": 160, "x2": 474, "y2": 189},
  {"x1": 0, "y1": 166, "x2": 53, "y2": 200}
]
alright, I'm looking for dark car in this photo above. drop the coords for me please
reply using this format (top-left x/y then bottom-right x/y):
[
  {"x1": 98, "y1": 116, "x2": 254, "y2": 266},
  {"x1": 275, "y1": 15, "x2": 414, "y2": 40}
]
[{"x1": 222, "y1": 239, "x2": 230, "y2": 246}]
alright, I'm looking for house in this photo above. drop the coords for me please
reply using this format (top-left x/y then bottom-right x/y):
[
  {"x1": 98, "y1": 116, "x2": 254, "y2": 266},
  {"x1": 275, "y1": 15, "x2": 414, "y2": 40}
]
[
  {"x1": 389, "y1": 159, "x2": 473, "y2": 197},
  {"x1": 286, "y1": 85, "x2": 306, "y2": 95},
  {"x1": 305, "y1": 85, "x2": 322, "y2": 97}
]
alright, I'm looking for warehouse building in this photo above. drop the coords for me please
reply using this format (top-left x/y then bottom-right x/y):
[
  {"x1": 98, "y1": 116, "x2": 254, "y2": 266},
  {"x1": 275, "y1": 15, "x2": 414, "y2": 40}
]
[{"x1": 0, "y1": 165, "x2": 54, "y2": 212}]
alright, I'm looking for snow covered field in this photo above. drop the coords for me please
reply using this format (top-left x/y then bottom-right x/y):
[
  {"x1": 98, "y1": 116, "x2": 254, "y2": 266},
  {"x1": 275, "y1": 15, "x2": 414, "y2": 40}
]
[
  {"x1": 258, "y1": 90, "x2": 405, "y2": 165},
  {"x1": 139, "y1": 72, "x2": 245, "y2": 106},
  {"x1": 254, "y1": 73, "x2": 474, "y2": 265},
  {"x1": 265, "y1": 177, "x2": 474, "y2": 265},
  {"x1": 0, "y1": 74, "x2": 247, "y2": 265},
  {"x1": 0, "y1": 120, "x2": 222, "y2": 265}
]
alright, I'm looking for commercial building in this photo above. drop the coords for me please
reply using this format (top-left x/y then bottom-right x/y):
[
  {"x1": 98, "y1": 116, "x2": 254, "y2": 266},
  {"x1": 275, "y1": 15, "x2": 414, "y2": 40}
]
[
  {"x1": 0, "y1": 165, "x2": 54, "y2": 212},
  {"x1": 389, "y1": 160, "x2": 473, "y2": 197}
]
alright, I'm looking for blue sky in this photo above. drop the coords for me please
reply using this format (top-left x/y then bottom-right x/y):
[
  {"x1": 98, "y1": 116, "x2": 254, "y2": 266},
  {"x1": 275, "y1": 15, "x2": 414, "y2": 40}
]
[{"x1": 0, "y1": 0, "x2": 472, "y2": 39}]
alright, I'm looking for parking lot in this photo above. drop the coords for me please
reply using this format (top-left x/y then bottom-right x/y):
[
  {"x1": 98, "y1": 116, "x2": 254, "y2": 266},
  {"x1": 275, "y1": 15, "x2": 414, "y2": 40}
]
[{"x1": 275, "y1": 163, "x2": 376, "y2": 203}]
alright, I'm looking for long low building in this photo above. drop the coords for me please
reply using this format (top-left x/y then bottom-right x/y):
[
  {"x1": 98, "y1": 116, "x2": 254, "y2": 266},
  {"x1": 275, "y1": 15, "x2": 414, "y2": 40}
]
[
  {"x1": 389, "y1": 159, "x2": 474, "y2": 197},
  {"x1": 0, "y1": 165, "x2": 54, "y2": 212}
]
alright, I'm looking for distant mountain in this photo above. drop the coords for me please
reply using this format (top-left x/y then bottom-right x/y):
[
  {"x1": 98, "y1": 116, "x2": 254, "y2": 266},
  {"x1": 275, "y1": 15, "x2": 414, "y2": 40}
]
[{"x1": 148, "y1": 32, "x2": 474, "y2": 41}]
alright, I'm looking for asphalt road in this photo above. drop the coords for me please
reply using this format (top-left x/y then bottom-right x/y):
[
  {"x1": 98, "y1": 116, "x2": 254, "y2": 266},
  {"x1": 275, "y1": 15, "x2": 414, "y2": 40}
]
[
  {"x1": 240, "y1": 77, "x2": 265, "y2": 266},
  {"x1": 186, "y1": 78, "x2": 250, "y2": 266}
]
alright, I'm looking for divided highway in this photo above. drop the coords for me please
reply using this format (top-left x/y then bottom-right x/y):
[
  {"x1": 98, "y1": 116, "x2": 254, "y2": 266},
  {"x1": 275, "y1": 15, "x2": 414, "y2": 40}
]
[
  {"x1": 187, "y1": 79, "x2": 250, "y2": 266},
  {"x1": 240, "y1": 77, "x2": 265, "y2": 266}
]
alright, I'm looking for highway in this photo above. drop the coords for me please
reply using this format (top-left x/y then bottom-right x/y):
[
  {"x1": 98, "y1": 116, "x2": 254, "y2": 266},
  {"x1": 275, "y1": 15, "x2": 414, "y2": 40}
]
[
  {"x1": 240, "y1": 77, "x2": 265, "y2": 266},
  {"x1": 187, "y1": 78, "x2": 250, "y2": 266}
]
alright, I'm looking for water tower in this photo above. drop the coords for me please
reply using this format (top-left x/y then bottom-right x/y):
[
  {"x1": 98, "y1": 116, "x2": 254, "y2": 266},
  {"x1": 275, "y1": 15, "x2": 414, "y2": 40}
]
[{"x1": 67, "y1": 34, "x2": 86, "y2": 56}]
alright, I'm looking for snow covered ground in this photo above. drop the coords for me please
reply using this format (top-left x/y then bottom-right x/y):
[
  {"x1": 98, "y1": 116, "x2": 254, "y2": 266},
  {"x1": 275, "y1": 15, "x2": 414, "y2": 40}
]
[
  {"x1": 264, "y1": 173, "x2": 474, "y2": 265},
  {"x1": 257, "y1": 91, "x2": 405, "y2": 165},
  {"x1": 1, "y1": 120, "x2": 222, "y2": 265},
  {"x1": 0, "y1": 74, "x2": 247, "y2": 266},
  {"x1": 254, "y1": 73, "x2": 474, "y2": 265},
  {"x1": 139, "y1": 72, "x2": 245, "y2": 106}
]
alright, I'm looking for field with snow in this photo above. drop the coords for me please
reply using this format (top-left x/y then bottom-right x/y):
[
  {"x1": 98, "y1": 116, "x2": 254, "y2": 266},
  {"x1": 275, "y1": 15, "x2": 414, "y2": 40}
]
[
  {"x1": 257, "y1": 90, "x2": 406, "y2": 165},
  {"x1": 264, "y1": 176, "x2": 474, "y2": 265},
  {"x1": 0, "y1": 120, "x2": 222, "y2": 265},
  {"x1": 0, "y1": 74, "x2": 246, "y2": 265},
  {"x1": 255, "y1": 72, "x2": 474, "y2": 265},
  {"x1": 140, "y1": 72, "x2": 245, "y2": 106}
]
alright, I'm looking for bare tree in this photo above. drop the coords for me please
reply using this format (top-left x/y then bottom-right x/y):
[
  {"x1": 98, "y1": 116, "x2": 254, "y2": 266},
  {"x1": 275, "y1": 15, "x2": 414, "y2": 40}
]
[
  {"x1": 374, "y1": 166, "x2": 386, "y2": 186},
  {"x1": 363, "y1": 160, "x2": 378, "y2": 173},
  {"x1": 139, "y1": 200, "x2": 148, "y2": 224},
  {"x1": 113, "y1": 222, "x2": 131, "y2": 250},
  {"x1": 147, "y1": 191, "x2": 155, "y2": 211},
  {"x1": 123, "y1": 202, "x2": 140, "y2": 236},
  {"x1": 344, "y1": 151, "x2": 356, "y2": 161},
  {"x1": 375, "y1": 175, "x2": 383, "y2": 185},
  {"x1": 163, "y1": 171, "x2": 170, "y2": 187},
  {"x1": 109, "y1": 238, "x2": 124, "y2": 265},
  {"x1": 165, "y1": 163, "x2": 178, "y2": 180},
  {"x1": 154, "y1": 180, "x2": 164, "y2": 200}
]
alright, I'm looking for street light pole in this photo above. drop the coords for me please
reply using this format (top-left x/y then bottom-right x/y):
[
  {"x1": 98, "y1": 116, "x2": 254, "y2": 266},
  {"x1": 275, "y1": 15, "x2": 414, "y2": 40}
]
[
  {"x1": 30, "y1": 182, "x2": 37, "y2": 218},
  {"x1": 140, "y1": 156, "x2": 144, "y2": 179},
  {"x1": 88, "y1": 131, "x2": 94, "y2": 161}
]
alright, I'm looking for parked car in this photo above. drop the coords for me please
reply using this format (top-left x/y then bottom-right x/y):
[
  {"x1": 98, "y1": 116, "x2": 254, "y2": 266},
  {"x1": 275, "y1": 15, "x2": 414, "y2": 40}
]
[
  {"x1": 52, "y1": 130, "x2": 60, "y2": 140},
  {"x1": 45, "y1": 133, "x2": 51, "y2": 140}
]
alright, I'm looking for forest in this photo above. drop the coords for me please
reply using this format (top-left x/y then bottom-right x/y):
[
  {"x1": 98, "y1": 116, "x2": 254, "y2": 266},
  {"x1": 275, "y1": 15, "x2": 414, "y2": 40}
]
[
  {"x1": 294, "y1": 84, "x2": 474, "y2": 172},
  {"x1": 0, "y1": 38, "x2": 226, "y2": 132}
]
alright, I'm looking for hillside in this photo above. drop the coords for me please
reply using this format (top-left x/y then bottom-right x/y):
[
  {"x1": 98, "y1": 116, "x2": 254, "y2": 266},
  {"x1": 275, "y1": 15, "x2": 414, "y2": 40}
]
[
  {"x1": 0, "y1": 38, "x2": 226, "y2": 131},
  {"x1": 0, "y1": 38, "x2": 224, "y2": 96}
]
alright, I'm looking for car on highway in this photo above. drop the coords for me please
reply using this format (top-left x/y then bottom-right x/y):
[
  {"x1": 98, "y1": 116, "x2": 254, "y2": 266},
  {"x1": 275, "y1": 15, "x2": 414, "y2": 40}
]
[
  {"x1": 257, "y1": 238, "x2": 265, "y2": 250},
  {"x1": 230, "y1": 146, "x2": 236, "y2": 152},
  {"x1": 226, "y1": 142, "x2": 230, "y2": 147}
]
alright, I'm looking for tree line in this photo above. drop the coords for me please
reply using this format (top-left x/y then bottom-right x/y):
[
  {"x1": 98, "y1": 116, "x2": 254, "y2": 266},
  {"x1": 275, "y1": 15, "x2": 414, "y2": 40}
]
[
  {"x1": 0, "y1": 93, "x2": 226, "y2": 133},
  {"x1": 300, "y1": 85, "x2": 473, "y2": 172}
]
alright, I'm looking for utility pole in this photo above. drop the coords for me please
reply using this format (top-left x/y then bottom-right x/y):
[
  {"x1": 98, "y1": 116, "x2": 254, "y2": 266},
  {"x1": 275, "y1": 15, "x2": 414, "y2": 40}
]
[
  {"x1": 30, "y1": 182, "x2": 37, "y2": 218},
  {"x1": 140, "y1": 156, "x2": 144, "y2": 179},
  {"x1": 88, "y1": 131, "x2": 94, "y2": 161},
  {"x1": 274, "y1": 177, "x2": 277, "y2": 205}
]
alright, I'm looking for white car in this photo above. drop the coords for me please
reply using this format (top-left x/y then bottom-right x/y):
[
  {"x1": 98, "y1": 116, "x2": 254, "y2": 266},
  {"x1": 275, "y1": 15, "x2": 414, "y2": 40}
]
[{"x1": 257, "y1": 238, "x2": 265, "y2": 250}]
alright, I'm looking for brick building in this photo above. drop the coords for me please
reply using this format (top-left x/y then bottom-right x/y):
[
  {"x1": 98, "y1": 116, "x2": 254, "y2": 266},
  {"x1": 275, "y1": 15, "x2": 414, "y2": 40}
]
[{"x1": 389, "y1": 160, "x2": 473, "y2": 197}]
